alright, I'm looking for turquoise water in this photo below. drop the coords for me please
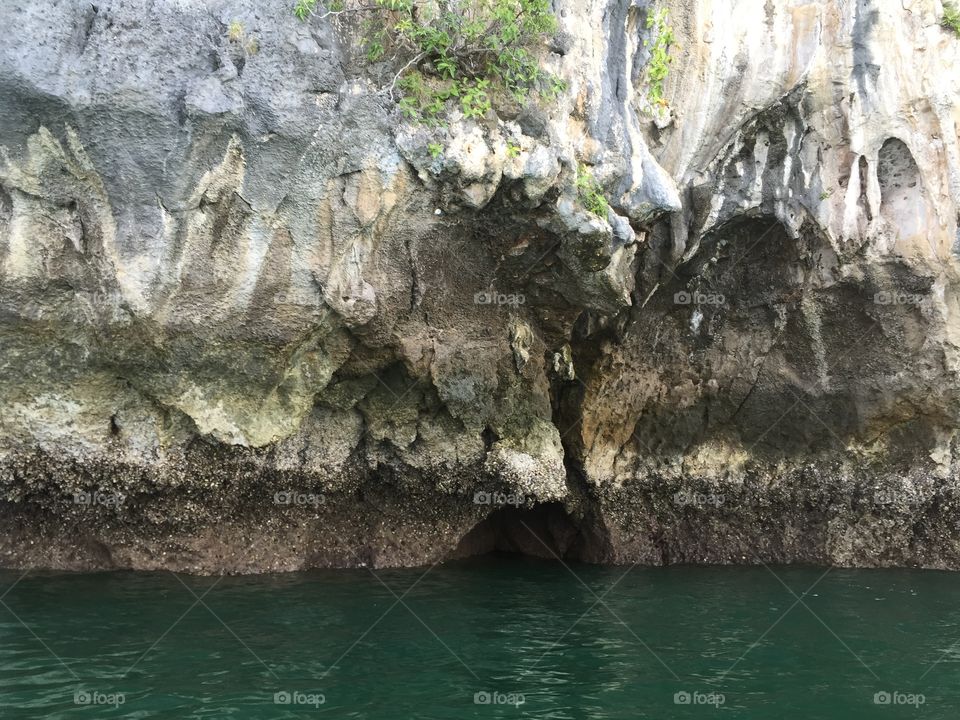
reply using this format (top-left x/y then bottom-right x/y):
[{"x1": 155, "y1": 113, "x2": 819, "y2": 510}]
[{"x1": 0, "y1": 556, "x2": 958, "y2": 718}]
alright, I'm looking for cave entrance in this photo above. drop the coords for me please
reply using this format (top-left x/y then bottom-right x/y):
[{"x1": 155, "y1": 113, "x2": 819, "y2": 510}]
[{"x1": 450, "y1": 502, "x2": 608, "y2": 563}]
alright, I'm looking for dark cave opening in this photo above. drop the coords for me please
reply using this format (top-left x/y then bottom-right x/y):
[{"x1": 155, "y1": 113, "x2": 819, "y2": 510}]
[{"x1": 449, "y1": 502, "x2": 609, "y2": 563}]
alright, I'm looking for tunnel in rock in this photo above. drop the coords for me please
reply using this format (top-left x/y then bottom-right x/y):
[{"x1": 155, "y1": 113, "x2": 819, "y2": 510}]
[{"x1": 449, "y1": 502, "x2": 610, "y2": 563}]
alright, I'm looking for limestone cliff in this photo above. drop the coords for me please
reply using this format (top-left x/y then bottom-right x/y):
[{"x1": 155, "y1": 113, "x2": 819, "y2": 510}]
[{"x1": 1, "y1": 0, "x2": 959, "y2": 572}]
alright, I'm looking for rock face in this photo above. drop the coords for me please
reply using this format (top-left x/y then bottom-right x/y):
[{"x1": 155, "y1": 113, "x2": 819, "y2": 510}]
[{"x1": 1, "y1": 0, "x2": 959, "y2": 573}]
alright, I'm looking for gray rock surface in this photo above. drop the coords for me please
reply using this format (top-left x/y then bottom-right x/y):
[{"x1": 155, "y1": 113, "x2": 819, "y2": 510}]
[{"x1": 1, "y1": 0, "x2": 959, "y2": 572}]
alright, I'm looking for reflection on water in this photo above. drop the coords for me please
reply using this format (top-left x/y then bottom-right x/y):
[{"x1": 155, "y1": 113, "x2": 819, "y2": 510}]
[{"x1": 0, "y1": 556, "x2": 958, "y2": 718}]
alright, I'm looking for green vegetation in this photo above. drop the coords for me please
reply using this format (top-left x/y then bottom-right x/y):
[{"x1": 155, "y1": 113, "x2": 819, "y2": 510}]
[
  {"x1": 294, "y1": 0, "x2": 566, "y2": 124},
  {"x1": 294, "y1": 0, "x2": 321, "y2": 20},
  {"x1": 228, "y1": 20, "x2": 245, "y2": 42},
  {"x1": 506, "y1": 141, "x2": 521, "y2": 158},
  {"x1": 227, "y1": 20, "x2": 259, "y2": 55},
  {"x1": 643, "y1": 7, "x2": 675, "y2": 108},
  {"x1": 943, "y1": 1, "x2": 960, "y2": 35},
  {"x1": 428, "y1": 142, "x2": 444, "y2": 159},
  {"x1": 576, "y1": 164, "x2": 609, "y2": 218}
]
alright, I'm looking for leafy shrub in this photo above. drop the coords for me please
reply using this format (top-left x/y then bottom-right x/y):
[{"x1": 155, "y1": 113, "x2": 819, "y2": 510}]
[
  {"x1": 576, "y1": 164, "x2": 609, "y2": 218},
  {"x1": 643, "y1": 7, "x2": 675, "y2": 107},
  {"x1": 226, "y1": 19, "x2": 259, "y2": 55},
  {"x1": 228, "y1": 20, "x2": 245, "y2": 42},
  {"x1": 944, "y1": 1, "x2": 960, "y2": 36},
  {"x1": 294, "y1": 0, "x2": 566, "y2": 123}
]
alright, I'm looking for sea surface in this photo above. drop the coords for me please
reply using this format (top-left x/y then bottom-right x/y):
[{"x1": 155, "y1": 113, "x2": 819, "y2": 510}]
[{"x1": 0, "y1": 555, "x2": 958, "y2": 718}]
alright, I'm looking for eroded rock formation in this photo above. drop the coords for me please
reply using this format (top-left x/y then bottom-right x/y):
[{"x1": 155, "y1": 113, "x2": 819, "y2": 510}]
[{"x1": 1, "y1": 0, "x2": 959, "y2": 572}]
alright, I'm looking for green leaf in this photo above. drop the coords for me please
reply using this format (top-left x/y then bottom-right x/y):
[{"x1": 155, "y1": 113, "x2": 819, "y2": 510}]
[{"x1": 327, "y1": 0, "x2": 566, "y2": 124}]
